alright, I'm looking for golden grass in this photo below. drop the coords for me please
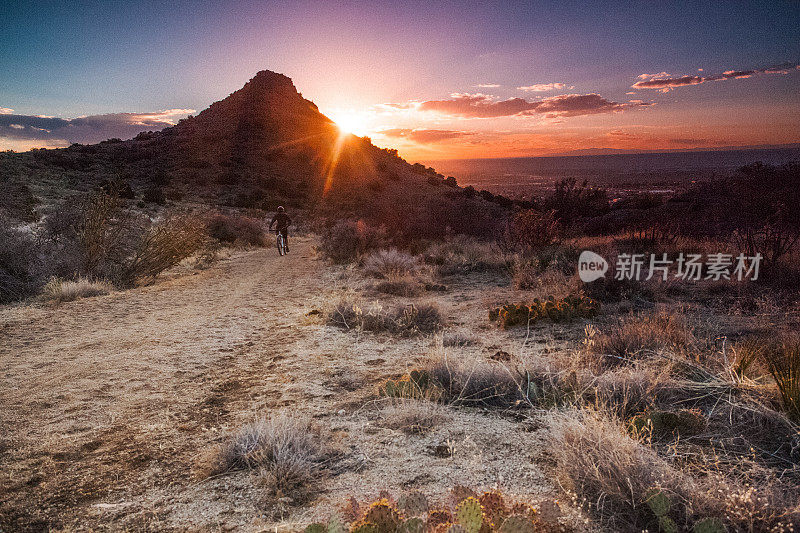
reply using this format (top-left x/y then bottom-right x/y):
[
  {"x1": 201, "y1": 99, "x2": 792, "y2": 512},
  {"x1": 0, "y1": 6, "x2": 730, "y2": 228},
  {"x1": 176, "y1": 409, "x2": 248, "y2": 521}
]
[{"x1": 41, "y1": 277, "x2": 112, "y2": 303}]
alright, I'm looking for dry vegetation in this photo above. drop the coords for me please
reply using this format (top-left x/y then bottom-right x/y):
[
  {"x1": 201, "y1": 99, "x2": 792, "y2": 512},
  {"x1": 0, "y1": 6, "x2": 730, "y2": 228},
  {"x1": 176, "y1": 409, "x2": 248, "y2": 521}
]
[{"x1": 3, "y1": 163, "x2": 800, "y2": 531}]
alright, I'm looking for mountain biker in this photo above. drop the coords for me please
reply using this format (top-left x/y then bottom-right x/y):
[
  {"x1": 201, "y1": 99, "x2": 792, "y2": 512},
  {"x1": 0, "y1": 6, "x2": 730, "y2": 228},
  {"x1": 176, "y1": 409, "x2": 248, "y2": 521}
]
[{"x1": 269, "y1": 206, "x2": 291, "y2": 253}]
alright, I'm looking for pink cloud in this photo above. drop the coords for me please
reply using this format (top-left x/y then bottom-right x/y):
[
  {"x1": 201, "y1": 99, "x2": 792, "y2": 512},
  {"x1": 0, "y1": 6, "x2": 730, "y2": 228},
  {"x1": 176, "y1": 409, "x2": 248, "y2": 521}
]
[
  {"x1": 632, "y1": 63, "x2": 798, "y2": 90},
  {"x1": 517, "y1": 83, "x2": 567, "y2": 92},
  {"x1": 416, "y1": 92, "x2": 650, "y2": 119}
]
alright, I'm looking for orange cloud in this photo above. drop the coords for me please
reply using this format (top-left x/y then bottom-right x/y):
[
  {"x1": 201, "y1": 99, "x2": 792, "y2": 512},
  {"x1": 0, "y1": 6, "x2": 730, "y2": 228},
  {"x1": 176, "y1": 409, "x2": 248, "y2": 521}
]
[{"x1": 379, "y1": 128, "x2": 475, "y2": 143}]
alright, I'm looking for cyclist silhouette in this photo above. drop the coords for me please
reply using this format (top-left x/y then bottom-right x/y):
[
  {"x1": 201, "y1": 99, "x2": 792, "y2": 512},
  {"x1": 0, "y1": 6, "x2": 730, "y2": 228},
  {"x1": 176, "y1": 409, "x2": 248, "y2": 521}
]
[{"x1": 269, "y1": 206, "x2": 291, "y2": 253}]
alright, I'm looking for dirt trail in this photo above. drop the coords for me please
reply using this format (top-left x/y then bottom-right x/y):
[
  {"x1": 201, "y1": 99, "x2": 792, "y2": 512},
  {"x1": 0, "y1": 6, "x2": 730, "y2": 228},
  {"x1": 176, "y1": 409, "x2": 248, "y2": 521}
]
[
  {"x1": 0, "y1": 236, "x2": 557, "y2": 531},
  {"x1": 0, "y1": 237, "x2": 334, "y2": 530}
]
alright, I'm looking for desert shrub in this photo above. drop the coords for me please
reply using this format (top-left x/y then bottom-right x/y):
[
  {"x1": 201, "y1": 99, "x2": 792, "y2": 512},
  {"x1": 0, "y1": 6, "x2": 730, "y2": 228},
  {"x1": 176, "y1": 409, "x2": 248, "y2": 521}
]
[
  {"x1": 441, "y1": 330, "x2": 478, "y2": 347},
  {"x1": 427, "y1": 357, "x2": 526, "y2": 407},
  {"x1": 362, "y1": 248, "x2": 417, "y2": 278},
  {"x1": 587, "y1": 311, "x2": 693, "y2": 364},
  {"x1": 542, "y1": 178, "x2": 609, "y2": 224},
  {"x1": 319, "y1": 219, "x2": 388, "y2": 263},
  {"x1": 206, "y1": 213, "x2": 266, "y2": 246},
  {"x1": 379, "y1": 370, "x2": 440, "y2": 400},
  {"x1": 196, "y1": 415, "x2": 337, "y2": 506},
  {"x1": 581, "y1": 269, "x2": 655, "y2": 303},
  {"x1": 761, "y1": 334, "x2": 800, "y2": 422},
  {"x1": 121, "y1": 215, "x2": 206, "y2": 285},
  {"x1": 488, "y1": 295, "x2": 600, "y2": 328},
  {"x1": 0, "y1": 222, "x2": 40, "y2": 303},
  {"x1": 373, "y1": 274, "x2": 424, "y2": 297},
  {"x1": 421, "y1": 236, "x2": 507, "y2": 276},
  {"x1": 327, "y1": 300, "x2": 444, "y2": 335},
  {"x1": 379, "y1": 399, "x2": 449, "y2": 434},
  {"x1": 41, "y1": 277, "x2": 112, "y2": 303},
  {"x1": 498, "y1": 208, "x2": 560, "y2": 252},
  {"x1": 0, "y1": 181, "x2": 38, "y2": 222}
]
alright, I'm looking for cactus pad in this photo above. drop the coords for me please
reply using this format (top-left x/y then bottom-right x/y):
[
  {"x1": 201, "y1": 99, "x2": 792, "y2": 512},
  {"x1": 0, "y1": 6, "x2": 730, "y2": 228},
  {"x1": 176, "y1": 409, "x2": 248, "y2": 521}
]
[
  {"x1": 479, "y1": 491, "x2": 507, "y2": 525},
  {"x1": 498, "y1": 515, "x2": 536, "y2": 533},
  {"x1": 363, "y1": 499, "x2": 401, "y2": 533},
  {"x1": 693, "y1": 518, "x2": 725, "y2": 533},
  {"x1": 428, "y1": 509, "x2": 454, "y2": 529},
  {"x1": 350, "y1": 521, "x2": 378, "y2": 533},
  {"x1": 397, "y1": 517, "x2": 425, "y2": 533},
  {"x1": 306, "y1": 524, "x2": 327, "y2": 533},
  {"x1": 646, "y1": 490, "x2": 671, "y2": 517},
  {"x1": 398, "y1": 490, "x2": 429, "y2": 516},
  {"x1": 455, "y1": 497, "x2": 484, "y2": 533}
]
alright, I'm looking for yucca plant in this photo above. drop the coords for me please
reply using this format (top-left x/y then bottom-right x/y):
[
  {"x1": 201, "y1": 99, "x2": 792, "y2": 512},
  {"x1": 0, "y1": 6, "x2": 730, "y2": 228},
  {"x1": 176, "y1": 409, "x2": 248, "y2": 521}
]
[{"x1": 761, "y1": 335, "x2": 800, "y2": 423}]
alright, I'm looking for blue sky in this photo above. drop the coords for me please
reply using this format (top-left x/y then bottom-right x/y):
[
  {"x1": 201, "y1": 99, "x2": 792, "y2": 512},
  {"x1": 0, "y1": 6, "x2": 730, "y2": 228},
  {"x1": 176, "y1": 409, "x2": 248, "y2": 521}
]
[{"x1": 1, "y1": 0, "x2": 798, "y2": 157}]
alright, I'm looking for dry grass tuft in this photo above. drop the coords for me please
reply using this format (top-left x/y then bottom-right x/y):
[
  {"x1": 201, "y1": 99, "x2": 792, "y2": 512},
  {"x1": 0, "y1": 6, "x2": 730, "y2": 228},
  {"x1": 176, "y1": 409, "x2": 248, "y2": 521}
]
[
  {"x1": 427, "y1": 355, "x2": 527, "y2": 408},
  {"x1": 588, "y1": 311, "x2": 693, "y2": 365},
  {"x1": 41, "y1": 277, "x2": 112, "y2": 303},
  {"x1": 422, "y1": 236, "x2": 507, "y2": 276},
  {"x1": 547, "y1": 408, "x2": 691, "y2": 529},
  {"x1": 373, "y1": 273, "x2": 424, "y2": 297},
  {"x1": 195, "y1": 415, "x2": 337, "y2": 507},
  {"x1": 761, "y1": 334, "x2": 800, "y2": 422},
  {"x1": 379, "y1": 399, "x2": 450, "y2": 434},
  {"x1": 547, "y1": 407, "x2": 800, "y2": 531},
  {"x1": 441, "y1": 330, "x2": 478, "y2": 347},
  {"x1": 362, "y1": 248, "x2": 418, "y2": 278},
  {"x1": 327, "y1": 300, "x2": 444, "y2": 335}
]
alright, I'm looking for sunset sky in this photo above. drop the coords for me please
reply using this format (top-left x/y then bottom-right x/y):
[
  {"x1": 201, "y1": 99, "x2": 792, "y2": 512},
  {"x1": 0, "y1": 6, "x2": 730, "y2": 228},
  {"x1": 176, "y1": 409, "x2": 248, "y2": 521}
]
[{"x1": 1, "y1": 0, "x2": 799, "y2": 160}]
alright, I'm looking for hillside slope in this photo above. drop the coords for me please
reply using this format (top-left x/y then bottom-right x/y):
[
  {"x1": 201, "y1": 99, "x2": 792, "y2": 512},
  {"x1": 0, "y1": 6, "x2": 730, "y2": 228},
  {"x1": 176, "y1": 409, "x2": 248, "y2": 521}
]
[{"x1": 0, "y1": 71, "x2": 507, "y2": 237}]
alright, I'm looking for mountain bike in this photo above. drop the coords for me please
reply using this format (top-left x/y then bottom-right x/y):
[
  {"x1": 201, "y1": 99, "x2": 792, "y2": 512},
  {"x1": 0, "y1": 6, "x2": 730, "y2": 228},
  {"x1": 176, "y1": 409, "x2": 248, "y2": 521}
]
[{"x1": 275, "y1": 230, "x2": 287, "y2": 256}]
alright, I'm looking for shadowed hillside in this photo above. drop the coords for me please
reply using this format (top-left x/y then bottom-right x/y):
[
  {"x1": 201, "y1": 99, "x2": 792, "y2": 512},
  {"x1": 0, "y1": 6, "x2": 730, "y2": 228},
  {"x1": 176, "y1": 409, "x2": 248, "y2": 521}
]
[{"x1": 1, "y1": 70, "x2": 512, "y2": 239}]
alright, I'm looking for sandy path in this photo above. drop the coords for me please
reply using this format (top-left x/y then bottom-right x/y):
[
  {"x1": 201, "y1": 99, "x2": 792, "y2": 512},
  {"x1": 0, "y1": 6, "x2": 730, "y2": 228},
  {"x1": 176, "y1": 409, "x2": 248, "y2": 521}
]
[
  {"x1": 0, "y1": 237, "x2": 561, "y2": 532},
  {"x1": 0, "y1": 237, "x2": 330, "y2": 530}
]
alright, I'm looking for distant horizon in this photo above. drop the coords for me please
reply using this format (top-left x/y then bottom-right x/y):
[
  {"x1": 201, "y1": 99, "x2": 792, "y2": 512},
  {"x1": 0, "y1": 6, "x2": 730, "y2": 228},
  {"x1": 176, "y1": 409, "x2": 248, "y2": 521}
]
[{"x1": 417, "y1": 142, "x2": 800, "y2": 163}]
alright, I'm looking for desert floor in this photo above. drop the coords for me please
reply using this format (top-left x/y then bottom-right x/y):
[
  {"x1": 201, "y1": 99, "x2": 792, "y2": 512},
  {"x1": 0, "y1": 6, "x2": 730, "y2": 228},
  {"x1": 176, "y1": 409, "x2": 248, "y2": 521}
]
[{"x1": 0, "y1": 236, "x2": 575, "y2": 531}]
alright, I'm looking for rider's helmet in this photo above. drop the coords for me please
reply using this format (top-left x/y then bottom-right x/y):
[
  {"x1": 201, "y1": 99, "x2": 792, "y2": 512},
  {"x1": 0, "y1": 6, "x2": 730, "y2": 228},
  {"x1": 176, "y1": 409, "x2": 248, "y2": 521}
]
[{"x1": 277, "y1": 206, "x2": 285, "y2": 213}]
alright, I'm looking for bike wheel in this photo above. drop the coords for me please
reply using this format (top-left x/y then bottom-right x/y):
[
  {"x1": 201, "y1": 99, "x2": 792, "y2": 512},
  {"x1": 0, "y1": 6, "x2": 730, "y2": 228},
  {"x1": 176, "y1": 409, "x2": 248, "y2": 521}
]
[{"x1": 277, "y1": 234, "x2": 285, "y2": 256}]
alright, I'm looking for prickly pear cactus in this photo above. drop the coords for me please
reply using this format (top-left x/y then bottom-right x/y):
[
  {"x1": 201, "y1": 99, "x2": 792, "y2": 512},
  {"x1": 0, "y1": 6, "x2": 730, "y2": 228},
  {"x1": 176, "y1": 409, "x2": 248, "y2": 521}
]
[
  {"x1": 658, "y1": 516, "x2": 678, "y2": 533},
  {"x1": 363, "y1": 499, "x2": 401, "y2": 533},
  {"x1": 646, "y1": 489, "x2": 671, "y2": 517},
  {"x1": 305, "y1": 524, "x2": 327, "y2": 533},
  {"x1": 478, "y1": 491, "x2": 507, "y2": 525},
  {"x1": 693, "y1": 518, "x2": 726, "y2": 533},
  {"x1": 350, "y1": 521, "x2": 377, "y2": 533},
  {"x1": 398, "y1": 490, "x2": 429, "y2": 517},
  {"x1": 447, "y1": 525, "x2": 467, "y2": 533},
  {"x1": 455, "y1": 497, "x2": 484, "y2": 533},
  {"x1": 498, "y1": 514, "x2": 536, "y2": 533},
  {"x1": 428, "y1": 509, "x2": 454, "y2": 529},
  {"x1": 328, "y1": 517, "x2": 348, "y2": 533},
  {"x1": 450, "y1": 485, "x2": 478, "y2": 507},
  {"x1": 396, "y1": 517, "x2": 425, "y2": 533},
  {"x1": 409, "y1": 369, "x2": 430, "y2": 389},
  {"x1": 508, "y1": 503, "x2": 537, "y2": 523}
]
